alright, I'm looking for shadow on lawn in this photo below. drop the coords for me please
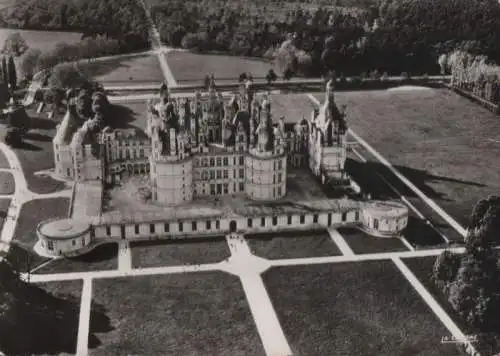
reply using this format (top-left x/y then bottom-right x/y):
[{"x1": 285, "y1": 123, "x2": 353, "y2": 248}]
[
  {"x1": 12, "y1": 140, "x2": 42, "y2": 151},
  {"x1": 24, "y1": 132, "x2": 53, "y2": 142},
  {"x1": 0, "y1": 282, "x2": 112, "y2": 355},
  {"x1": 106, "y1": 104, "x2": 142, "y2": 130},
  {"x1": 68, "y1": 243, "x2": 118, "y2": 263},
  {"x1": 30, "y1": 116, "x2": 58, "y2": 130},
  {"x1": 346, "y1": 158, "x2": 486, "y2": 202},
  {"x1": 81, "y1": 54, "x2": 150, "y2": 79}
]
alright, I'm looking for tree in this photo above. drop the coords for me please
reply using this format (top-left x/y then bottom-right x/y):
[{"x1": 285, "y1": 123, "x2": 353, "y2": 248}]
[
  {"x1": 4, "y1": 127, "x2": 22, "y2": 147},
  {"x1": 7, "y1": 56, "x2": 17, "y2": 91},
  {"x1": 1, "y1": 57, "x2": 7, "y2": 85},
  {"x1": 432, "y1": 250, "x2": 461, "y2": 293},
  {"x1": 266, "y1": 68, "x2": 277, "y2": 84},
  {"x1": 19, "y1": 48, "x2": 41, "y2": 81},
  {"x1": 2, "y1": 32, "x2": 28, "y2": 57},
  {"x1": 203, "y1": 74, "x2": 211, "y2": 89},
  {"x1": 239, "y1": 72, "x2": 248, "y2": 83},
  {"x1": 48, "y1": 63, "x2": 91, "y2": 90},
  {"x1": 466, "y1": 195, "x2": 500, "y2": 248}
]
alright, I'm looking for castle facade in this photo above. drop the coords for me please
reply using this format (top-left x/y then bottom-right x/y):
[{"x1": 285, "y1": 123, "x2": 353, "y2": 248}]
[{"x1": 53, "y1": 78, "x2": 348, "y2": 205}]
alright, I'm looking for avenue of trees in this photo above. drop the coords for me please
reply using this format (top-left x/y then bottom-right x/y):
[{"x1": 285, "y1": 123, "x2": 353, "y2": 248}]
[{"x1": 433, "y1": 196, "x2": 500, "y2": 351}]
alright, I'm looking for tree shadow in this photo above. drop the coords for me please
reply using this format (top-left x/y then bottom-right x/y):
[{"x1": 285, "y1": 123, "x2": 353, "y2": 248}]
[
  {"x1": 0, "y1": 279, "x2": 113, "y2": 355},
  {"x1": 105, "y1": 103, "x2": 142, "y2": 130},
  {"x1": 69, "y1": 243, "x2": 118, "y2": 263},
  {"x1": 30, "y1": 116, "x2": 58, "y2": 130},
  {"x1": 345, "y1": 158, "x2": 486, "y2": 202},
  {"x1": 88, "y1": 299, "x2": 115, "y2": 349},
  {"x1": 5, "y1": 242, "x2": 49, "y2": 274},
  {"x1": 24, "y1": 132, "x2": 53, "y2": 142},
  {"x1": 403, "y1": 215, "x2": 449, "y2": 247},
  {"x1": 80, "y1": 54, "x2": 151, "y2": 78},
  {"x1": 12, "y1": 140, "x2": 42, "y2": 151}
]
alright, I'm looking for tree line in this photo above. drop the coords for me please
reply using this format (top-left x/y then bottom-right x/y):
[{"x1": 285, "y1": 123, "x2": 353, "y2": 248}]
[
  {"x1": 0, "y1": 0, "x2": 150, "y2": 53},
  {"x1": 150, "y1": 0, "x2": 500, "y2": 77}
]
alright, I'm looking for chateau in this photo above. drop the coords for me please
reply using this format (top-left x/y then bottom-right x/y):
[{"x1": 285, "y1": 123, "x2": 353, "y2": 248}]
[
  {"x1": 53, "y1": 77, "x2": 348, "y2": 204},
  {"x1": 36, "y1": 78, "x2": 408, "y2": 258}
]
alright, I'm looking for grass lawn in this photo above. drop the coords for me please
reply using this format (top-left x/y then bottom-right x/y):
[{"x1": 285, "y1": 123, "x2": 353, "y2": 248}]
[
  {"x1": 0, "y1": 28, "x2": 82, "y2": 53},
  {"x1": 1, "y1": 279, "x2": 82, "y2": 355},
  {"x1": 403, "y1": 256, "x2": 500, "y2": 355},
  {"x1": 0, "y1": 171, "x2": 14, "y2": 194},
  {"x1": 270, "y1": 93, "x2": 317, "y2": 123},
  {"x1": 246, "y1": 229, "x2": 341, "y2": 259},
  {"x1": 90, "y1": 272, "x2": 264, "y2": 356},
  {"x1": 166, "y1": 51, "x2": 273, "y2": 84},
  {"x1": 336, "y1": 227, "x2": 409, "y2": 254},
  {"x1": 33, "y1": 243, "x2": 118, "y2": 275},
  {"x1": 0, "y1": 148, "x2": 9, "y2": 168},
  {"x1": 130, "y1": 237, "x2": 230, "y2": 268},
  {"x1": 0, "y1": 198, "x2": 10, "y2": 231},
  {"x1": 8, "y1": 197, "x2": 70, "y2": 272},
  {"x1": 263, "y1": 261, "x2": 464, "y2": 356},
  {"x1": 79, "y1": 53, "x2": 163, "y2": 86},
  {"x1": 0, "y1": 108, "x2": 68, "y2": 194},
  {"x1": 312, "y1": 89, "x2": 500, "y2": 227}
]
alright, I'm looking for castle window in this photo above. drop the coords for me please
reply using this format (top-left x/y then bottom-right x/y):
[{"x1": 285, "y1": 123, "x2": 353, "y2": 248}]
[
  {"x1": 56, "y1": 154, "x2": 59, "y2": 162},
  {"x1": 66, "y1": 168, "x2": 71, "y2": 177},
  {"x1": 179, "y1": 222, "x2": 183, "y2": 232},
  {"x1": 239, "y1": 169, "x2": 244, "y2": 179},
  {"x1": 164, "y1": 223, "x2": 169, "y2": 232},
  {"x1": 215, "y1": 220, "x2": 220, "y2": 229},
  {"x1": 47, "y1": 241, "x2": 54, "y2": 251},
  {"x1": 72, "y1": 240, "x2": 76, "y2": 246},
  {"x1": 192, "y1": 221, "x2": 197, "y2": 231},
  {"x1": 261, "y1": 217, "x2": 266, "y2": 227},
  {"x1": 106, "y1": 226, "x2": 111, "y2": 236},
  {"x1": 274, "y1": 161, "x2": 276, "y2": 170},
  {"x1": 202, "y1": 158, "x2": 208, "y2": 167},
  {"x1": 341, "y1": 212, "x2": 347, "y2": 222},
  {"x1": 135, "y1": 224, "x2": 140, "y2": 234},
  {"x1": 150, "y1": 224, "x2": 155, "y2": 233},
  {"x1": 202, "y1": 171, "x2": 208, "y2": 180},
  {"x1": 210, "y1": 184, "x2": 216, "y2": 195},
  {"x1": 216, "y1": 170, "x2": 222, "y2": 179},
  {"x1": 355, "y1": 211, "x2": 359, "y2": 221},
  {"x1": 273, "y1": 175, "x2": 276, "y2": 184},
  {"x1": 216, "y1": 157, "x2": 221, "y2": 166},
  {"x1": 210, "y1": 158, "x2": 215, "y2": 166},
  {"x1": 223, "y1": 157, "x2": 228, "y2": 166},
  {"x1": 247, "y1": 218, "x2": 253, "y2": 228},
  {"x1": 278, "y1": 160, "x2": 283, "y2": 169},
  {"x1": 373, "y1": 219, "x2": 379, "y2": 229},
  {"x1": 313, "y1": 214, "x2": 318, "y2": 223},
  {"x1": 233, "y1": 169, "x2": 237, "y2": 178},
  {"x1": 206, "y1": 220, "x2": 211, "y2": 230},
  {"x1": 223, "y1": 170, "x2": 228, "y2": 179},
  {"x1": 272, "y1": 216, "x2": 278, "y2": 226},
  {"x1": 239, "y1": 182, "x2": 244, "y2": 191},
  {"x1": 210, "y1": 170, "x2": 215, "y2": 180},
  {"x1": 300, "y1": 215, "x2": 305, "y2": 224},
  {"x1": 278, "y1": 186, "x2": 282, "y2": 196},
  {"x1": 278, "y1": 173, "x2": 282, "y2": 183},
  {"x1": 233, "y1": 157, "x2": 237, "y2": 165},
  {"x1": 223, "y1": 183, "x2": 228, "y2": 194},
  {"x1": 287, "y1": 215, "x2": 292, "y2": 225},
  {"x1": 239, "y1": 156, "x2": 244, "y2": 165},
  {"x1": 139, "y1": 149, "x2": 144, "y2": 158}
]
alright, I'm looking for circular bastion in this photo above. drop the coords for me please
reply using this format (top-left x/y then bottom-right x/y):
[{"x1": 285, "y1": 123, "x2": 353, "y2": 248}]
[
  {"x1": 361, "y1": 200, "x2": 409, "y2": 237},
  {"x1": 35, "y1": 218, "x2": 93, "y2": 258}
]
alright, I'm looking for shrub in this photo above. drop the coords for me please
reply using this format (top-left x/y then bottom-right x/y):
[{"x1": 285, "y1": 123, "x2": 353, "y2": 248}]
[
  {"x1": 4, "y1": 128, "x2": 22, "y2": 147},
  {"x1": 432, "y1": 250, "x2": 461, "y2": 293}
]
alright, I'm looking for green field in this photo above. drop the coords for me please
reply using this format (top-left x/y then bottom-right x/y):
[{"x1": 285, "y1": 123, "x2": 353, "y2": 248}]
[
  {"x1": 336, "y1": 227, "x2": 409, "y2": 254},
  {"x1": 90, "y1": 273, "x2": 264, "y2": 356},
  {"x1": 79, "y1": 53, "x2": 163, "y2": 87},
  {"x1": 313, "y1": 88, "x2": 500, "y2": 227},
  {"x1": 0, "y1": 28, "x2": 82, "y2": 53},
  {"x1": 8, "y1": 197, "x2": 70, "y2": 271},
  {"x1": 246, "y1": 229, "x2": 341, "y2": 259},
  {"x1": 270, "y1": 93, "x2": 317, "y2": 123},
  {"x1": 130, "y1": 237, "x2": 230, "y2": 268},
  {"x1": 264, "y1": 261, "x2": 464, "y2": 355},
  {"x1": 0, "y1": 171, "x2": 14, "y2": 194},
  {"x1": 166, "y1": 51, "x2": 274, "y2": 84}
]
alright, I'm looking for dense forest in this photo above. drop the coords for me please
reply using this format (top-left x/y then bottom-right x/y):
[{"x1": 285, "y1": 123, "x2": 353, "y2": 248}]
[
  {"x1": 1, "y1": 0, "x2": 500, "y2": 76},
  {"x1": 0, "y1": 0, "x2": 150, "y2": 53}
]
